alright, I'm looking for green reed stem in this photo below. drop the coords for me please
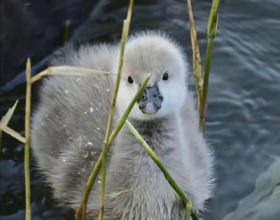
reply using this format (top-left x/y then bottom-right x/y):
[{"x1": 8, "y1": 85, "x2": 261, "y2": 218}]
[
  {"x1": 125, "y1": 120, "x2": 199, "y2": 220},
  {"x1": 98, "y1": 0, "x2": 135, "y2": 218},
  {"x1": 98, "y1": 23, "x2": 126, "y2": 220},
  {"x1": 199, "y1": 0, "x2": 220, "y2": 132}
]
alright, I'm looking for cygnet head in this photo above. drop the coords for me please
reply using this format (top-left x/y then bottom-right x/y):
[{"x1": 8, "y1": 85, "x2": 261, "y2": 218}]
[{"x1": 115, "y1": 31, "x2": 188, "y2": 121}]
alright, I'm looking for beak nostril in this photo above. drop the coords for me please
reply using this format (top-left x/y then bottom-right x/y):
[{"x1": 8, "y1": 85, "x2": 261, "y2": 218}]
[{"x1": 138, "y1": 86, "x2": 162, "y2": 113}]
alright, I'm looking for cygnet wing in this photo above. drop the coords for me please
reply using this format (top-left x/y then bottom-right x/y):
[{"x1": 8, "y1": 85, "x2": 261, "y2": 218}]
[{"x1": 31, "y1": 44, "x2": 117, "y2": 205}]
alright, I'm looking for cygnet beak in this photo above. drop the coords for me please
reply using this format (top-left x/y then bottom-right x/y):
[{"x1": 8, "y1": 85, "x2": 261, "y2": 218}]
[{"x1": 137, "y1": 84, "x2": 163, "y2": 114}]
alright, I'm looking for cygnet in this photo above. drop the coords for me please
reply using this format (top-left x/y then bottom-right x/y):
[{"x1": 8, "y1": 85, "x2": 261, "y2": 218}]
[{"x1": 31, "y1": 31, "x2": 215, "y2": 220}]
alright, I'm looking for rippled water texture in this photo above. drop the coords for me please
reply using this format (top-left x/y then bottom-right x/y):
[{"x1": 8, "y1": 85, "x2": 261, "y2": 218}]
[{"x1": 0, "y1": 0, "x2": 279, "y2": 219}]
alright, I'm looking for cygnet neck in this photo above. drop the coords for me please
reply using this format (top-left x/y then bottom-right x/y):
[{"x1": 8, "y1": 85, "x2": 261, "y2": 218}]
[{"x1": 116, "y1": 113, "x2": 182, "y2": 157}]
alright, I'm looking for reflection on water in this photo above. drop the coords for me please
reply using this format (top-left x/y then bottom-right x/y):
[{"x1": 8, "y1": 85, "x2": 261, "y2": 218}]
[
  {"x1": 0, "y1": 0, "x2": 280, "y2": 219},
  {"x1": 222, "y1": 158, "x2": 280, "y2": 220}
]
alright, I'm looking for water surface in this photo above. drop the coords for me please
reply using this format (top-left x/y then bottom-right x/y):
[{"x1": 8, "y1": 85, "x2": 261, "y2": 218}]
[{"x1": 1, "y1": 0, "x2": 280, "y2": 219}]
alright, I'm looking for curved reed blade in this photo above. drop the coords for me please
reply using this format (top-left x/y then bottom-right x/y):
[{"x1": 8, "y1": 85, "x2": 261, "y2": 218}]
[
  {"x1": 125, "y1": 120, "x2": 200, "y2": 220},
  {"x1": 0, "y1": 100, "x2": 19, "y2": 154},
  {"x1": 0, "y1": 100, "x2": 18, "y2": 126},
  {"x1": 31, "y1": 66, "x2": 115, "y2": 84}
]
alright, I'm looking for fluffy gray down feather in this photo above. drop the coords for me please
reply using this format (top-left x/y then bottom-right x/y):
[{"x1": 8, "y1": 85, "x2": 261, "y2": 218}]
[{"x1": 31, "y1": 32, "x2": 214, "y2": 220}]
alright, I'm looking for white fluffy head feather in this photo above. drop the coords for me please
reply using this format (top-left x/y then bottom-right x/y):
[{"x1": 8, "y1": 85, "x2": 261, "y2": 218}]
[{"x1": 115, "y1": 31, "x2": 189, "y2": 120}]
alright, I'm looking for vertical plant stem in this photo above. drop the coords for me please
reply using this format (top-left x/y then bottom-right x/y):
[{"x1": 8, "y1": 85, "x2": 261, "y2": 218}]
[
  {"x1": 78, "y1": 75, "x2": 150, "y2": 220},
  {"x1": 200, "y1": 39, "x2": 214, "y2": 132},
  {"x1": 125, "y1": 120, "x2": 199, "y2": 220},
  {"x1": 79, "y1": 155, "x2": 101, "y2": 220},
  {"x1": 99, "y1": 22, "x2": 127, "y2": 220},
  {"x1": 184, "y1": 203, "x2": 191, "y2": 220},
  {"x1": 187, "y1": 0, "x2": 204, "y2": 108},
  {"x1": 98, "y1": 0, "x2": 134, "y2": 219},
  {"x1": 191, "y1": 210, "x2": 200, "y2": 220},
  {"x1": 199, "y1": 0, "x2": 220, "y2": 132},
  {"x1": 25, "y1": 58, "x2": 32, "y2": 220}
]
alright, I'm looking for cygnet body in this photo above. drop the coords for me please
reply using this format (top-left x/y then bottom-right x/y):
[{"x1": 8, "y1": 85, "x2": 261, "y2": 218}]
[{"x1": 31, "y1": 31, "x2": 214, "y2": 220}]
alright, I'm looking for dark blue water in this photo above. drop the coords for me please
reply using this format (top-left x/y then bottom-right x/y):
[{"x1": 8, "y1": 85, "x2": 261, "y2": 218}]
[{"x1": 1, "y1": 0, "x2": 280, "y2": 219}]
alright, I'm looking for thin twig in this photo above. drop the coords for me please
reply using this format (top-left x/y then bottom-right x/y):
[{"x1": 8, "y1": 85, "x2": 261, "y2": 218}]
[
  {"x1": 199, "y1": 0, "x2": 220, "y2": 132},
  {"x1": 25, "y1": 58, "x2": 32, "y2": 220},
  {"x1": 187, "y1": 0, "x2": 204, "y2": 109},
  {"x1": 78, "y1": 74, "x2": 150, "y2": 220},
  {"x1": 125, "y1": 120, "x2": 199, "y2": 220},
  {"x1": 30, "y1": 66, "x2": 116, "y2": 84}
]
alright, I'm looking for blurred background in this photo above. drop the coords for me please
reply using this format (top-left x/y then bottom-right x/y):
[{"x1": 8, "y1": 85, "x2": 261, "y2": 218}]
[{"x1": 0, "y1": 0, "x2": 280, "y2": 219}]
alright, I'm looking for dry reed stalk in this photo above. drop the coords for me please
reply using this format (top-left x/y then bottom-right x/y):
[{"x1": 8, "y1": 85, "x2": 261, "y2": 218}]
[
  {"x1": 30, "y1": 66, "x2": 115, "y2": 84},
  {"x1": 187, "y1": 0, "x2": 204, "y2": 109},
  {"x1": 0, "y1": 126, "x2": 26, "y2": 144},
  {"x1": 25, "y1": 58, "x2": 32, "y2": 220},
  {"x1": 125, "y1": 120, "x2": 200, "y2": 220}
]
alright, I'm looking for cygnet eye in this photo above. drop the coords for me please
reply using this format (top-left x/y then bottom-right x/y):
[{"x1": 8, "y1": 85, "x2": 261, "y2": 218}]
[
  {"x1": 162, "y1": 72, "x2": 169, "y2": 80},
  {"x1": 128, "y1": 76, "x2": 134, "y2": 84}
]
